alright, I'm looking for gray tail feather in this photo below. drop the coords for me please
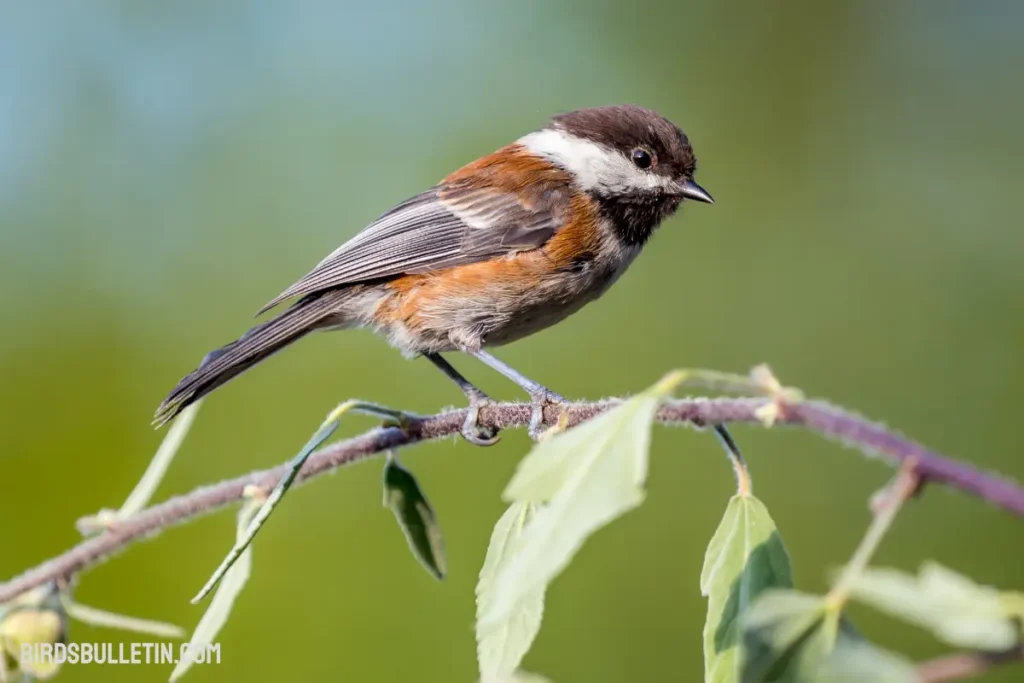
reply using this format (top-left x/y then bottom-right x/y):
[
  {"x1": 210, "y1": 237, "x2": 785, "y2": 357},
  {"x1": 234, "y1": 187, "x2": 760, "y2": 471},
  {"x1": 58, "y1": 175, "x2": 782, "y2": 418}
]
[{"x1": 154, "y1": 289, "x2": 353, "y2": 426}]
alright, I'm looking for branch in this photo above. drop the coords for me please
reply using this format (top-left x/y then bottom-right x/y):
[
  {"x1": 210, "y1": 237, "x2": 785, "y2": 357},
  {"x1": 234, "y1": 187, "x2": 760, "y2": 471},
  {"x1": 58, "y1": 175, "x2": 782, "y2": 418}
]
[{"x1": 1, "y1": 395, "x2": 1022, "y2": 603}]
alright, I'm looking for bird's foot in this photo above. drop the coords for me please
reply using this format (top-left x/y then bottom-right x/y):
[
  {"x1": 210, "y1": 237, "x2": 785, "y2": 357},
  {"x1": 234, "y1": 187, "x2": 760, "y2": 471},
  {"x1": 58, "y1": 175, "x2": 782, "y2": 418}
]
[
  {"x1": 461, "y1": 391, "x2": 501, "y2": 447},
  {"x1": 528, "y1": 389, "x2": 569, "y2": 441}
]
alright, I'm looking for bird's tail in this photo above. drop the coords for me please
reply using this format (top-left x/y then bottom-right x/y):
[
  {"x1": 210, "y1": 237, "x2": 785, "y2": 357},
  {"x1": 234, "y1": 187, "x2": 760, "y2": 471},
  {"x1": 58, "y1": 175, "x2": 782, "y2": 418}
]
[{"x1": 154, "y1": 289, "x2": 357, "y2": 426}]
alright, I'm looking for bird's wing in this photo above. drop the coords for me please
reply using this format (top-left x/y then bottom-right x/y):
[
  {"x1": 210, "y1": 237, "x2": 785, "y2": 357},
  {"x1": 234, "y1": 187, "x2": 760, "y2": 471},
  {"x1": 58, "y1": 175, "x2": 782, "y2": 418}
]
[{"x1": 256, "y1": 157, "x2": 573, "y2": 314}]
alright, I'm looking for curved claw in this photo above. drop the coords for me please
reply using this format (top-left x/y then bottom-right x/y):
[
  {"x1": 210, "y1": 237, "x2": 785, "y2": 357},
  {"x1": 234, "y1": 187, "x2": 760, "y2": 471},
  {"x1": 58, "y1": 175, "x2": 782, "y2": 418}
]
[{"x1": 461, "y1": 404, "x2": 500, "y2": 447}]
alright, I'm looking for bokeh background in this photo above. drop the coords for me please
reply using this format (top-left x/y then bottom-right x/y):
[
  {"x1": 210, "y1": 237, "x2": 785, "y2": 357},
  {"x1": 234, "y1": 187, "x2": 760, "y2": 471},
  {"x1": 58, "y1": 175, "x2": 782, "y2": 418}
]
[{"x1": 2, "y1": 1, "x2": 1023, "y2": 681}]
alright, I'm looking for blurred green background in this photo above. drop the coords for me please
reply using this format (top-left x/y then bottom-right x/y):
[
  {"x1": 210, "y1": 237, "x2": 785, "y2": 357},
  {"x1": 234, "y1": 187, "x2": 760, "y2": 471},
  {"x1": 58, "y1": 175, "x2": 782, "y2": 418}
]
[{"x1": 2, "y1": 1, "x2": 1023, "y2": 681}]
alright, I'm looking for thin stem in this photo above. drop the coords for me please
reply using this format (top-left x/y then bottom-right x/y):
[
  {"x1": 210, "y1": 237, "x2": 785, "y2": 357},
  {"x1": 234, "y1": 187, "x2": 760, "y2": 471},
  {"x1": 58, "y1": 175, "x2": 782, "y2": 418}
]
[
  {"x1": 1, "y1": 395, "x2": 1022, "y2": 604},
  {"x1": 712, "y1": 425, "x2": 751, "y2": 496},
  {"x1": 828, "y1": 461, "x2": 921, "y2": 608}
]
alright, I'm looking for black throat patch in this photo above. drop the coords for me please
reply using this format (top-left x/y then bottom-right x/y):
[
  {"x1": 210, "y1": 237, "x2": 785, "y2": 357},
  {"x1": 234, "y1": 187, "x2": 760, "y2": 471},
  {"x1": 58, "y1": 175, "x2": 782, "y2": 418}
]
[{"x1": 593, "y1": 192, "x2": 682, "y2": 247}]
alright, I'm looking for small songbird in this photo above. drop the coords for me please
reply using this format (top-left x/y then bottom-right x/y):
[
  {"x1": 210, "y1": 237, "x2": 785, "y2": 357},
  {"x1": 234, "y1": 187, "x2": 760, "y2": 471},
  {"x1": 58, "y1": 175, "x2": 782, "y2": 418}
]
[{"x1": 155, "y1": 104, "x2": 713, "y2": 443}]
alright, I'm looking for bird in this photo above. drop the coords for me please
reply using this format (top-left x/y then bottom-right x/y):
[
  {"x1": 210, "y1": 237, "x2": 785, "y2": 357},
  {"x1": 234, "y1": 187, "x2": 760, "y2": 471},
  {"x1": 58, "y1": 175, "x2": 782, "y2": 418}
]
[{"x1": 154, "y1": 104, "x2": 714, "y2": 444}]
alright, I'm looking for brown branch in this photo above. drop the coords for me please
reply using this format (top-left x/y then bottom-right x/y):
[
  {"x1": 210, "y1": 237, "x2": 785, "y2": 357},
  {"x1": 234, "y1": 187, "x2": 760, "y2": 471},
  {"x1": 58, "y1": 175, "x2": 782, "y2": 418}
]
[
  {"x1": 1, "y1": 396, "x2": 1022, "y2": 604},
  {"x1": 916, "y1": 645, "x2": 1024, "y2": 682}
]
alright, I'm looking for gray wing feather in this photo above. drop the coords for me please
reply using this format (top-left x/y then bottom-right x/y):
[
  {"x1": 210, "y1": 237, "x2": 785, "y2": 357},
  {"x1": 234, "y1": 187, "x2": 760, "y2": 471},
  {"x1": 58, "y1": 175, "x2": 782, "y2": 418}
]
[{"x1": 256, "y1": 184, "x2": 566, "y2": 314}]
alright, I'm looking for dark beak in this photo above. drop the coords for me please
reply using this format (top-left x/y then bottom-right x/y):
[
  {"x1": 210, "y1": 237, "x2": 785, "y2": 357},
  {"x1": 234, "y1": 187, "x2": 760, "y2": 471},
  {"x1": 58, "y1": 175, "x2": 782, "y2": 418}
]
[{"x1": 676, "y1": 179, "x2": 714, "y2": 204}]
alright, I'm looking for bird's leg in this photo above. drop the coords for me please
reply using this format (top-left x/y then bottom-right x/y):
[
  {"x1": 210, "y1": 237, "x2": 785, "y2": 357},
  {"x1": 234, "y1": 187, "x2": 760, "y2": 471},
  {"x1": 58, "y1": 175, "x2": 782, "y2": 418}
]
[
  {"x1": 424, "y1": 353, "x2": 500, "y2": 446},
  {"x1": 469, "y1": 349, "x2": 566, "y2": 440}
]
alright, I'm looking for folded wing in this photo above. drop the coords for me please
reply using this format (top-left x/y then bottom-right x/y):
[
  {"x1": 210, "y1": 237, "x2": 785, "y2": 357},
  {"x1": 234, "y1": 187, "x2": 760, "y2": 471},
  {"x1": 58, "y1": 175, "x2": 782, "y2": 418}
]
[{"x1": 257, "y1": 174, "x2": 572, "y2": 315}]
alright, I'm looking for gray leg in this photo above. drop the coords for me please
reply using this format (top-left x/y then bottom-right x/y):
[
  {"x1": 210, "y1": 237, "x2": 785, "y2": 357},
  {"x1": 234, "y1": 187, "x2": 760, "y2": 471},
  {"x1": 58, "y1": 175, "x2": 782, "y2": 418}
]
[
  {"x1": 469, "y1": 349, "x2": 566, "y2": 439},
  {"x1": 424, "y1": 353, "x2": 500, "y2": 446}
]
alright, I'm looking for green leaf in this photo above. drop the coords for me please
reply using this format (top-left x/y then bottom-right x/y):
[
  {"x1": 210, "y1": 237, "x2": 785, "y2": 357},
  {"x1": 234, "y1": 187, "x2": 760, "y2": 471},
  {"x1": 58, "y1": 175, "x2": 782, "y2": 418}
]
[
  {"x1": 476, "y1": 502, "x2": 545, "y2": 682},
  {"x1": 191, "y1": 418, "x2": 339, "y2": 603},
  {"x1": 119, "y1": 400, "x2": 203, "y2": 517},
  {"x1": 701, "y1": 494, "x2": 793, "y2": 683},
  {"x1": 171, "y1": 500, "x2": 259, "y2": 682},
  {"x1": 507, "y1": 672, "x2": 552, "y2": 683},
  {"x1": 846, "y1": 561, "x2": 1019, "y2": 650},
  {"x1": 382, "y1": 455, "x2": 447, "y2": 580},
  {"x1": 479, "y1": 372, "x2": 681, "y2": 628},
  {"x1": 192, "y1": 400, "x2": 416, "y2": 602},
  {"x1": 78, "y1": 400, "x2": 203, "y2": 535},
  {"x1": 817, "y1": 639, "x2": 918, "y2": 683},
  {"x1": 742, "y1": 590, "x2": 842, "y2": 683},
  {"x1": 62, "y1": 601, "x2": 183, "y2": 639},
  {"x1": 477, "y1": 671, "x2": 552, "y2": 683}
]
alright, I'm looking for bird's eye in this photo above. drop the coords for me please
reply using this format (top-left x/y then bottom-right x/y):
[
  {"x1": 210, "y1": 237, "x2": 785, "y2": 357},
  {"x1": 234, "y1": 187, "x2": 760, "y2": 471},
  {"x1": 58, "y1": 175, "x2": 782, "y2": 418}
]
[{"x1": 631, "y1": 148, "x2": 652, "y2": 169}]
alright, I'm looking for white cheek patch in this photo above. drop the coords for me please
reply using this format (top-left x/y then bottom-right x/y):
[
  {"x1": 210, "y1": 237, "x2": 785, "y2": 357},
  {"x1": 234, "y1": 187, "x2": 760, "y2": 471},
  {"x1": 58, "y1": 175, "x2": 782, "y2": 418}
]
[{"x1": 518, "y1": 128, "x2": 674, "y2": 195}]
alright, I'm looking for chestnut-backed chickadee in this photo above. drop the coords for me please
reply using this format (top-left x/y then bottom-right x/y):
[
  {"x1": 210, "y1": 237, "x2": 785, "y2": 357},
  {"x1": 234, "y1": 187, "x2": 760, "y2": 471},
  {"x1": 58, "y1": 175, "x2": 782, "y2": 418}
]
[{"x1": 156, "y1": 104, "x2": 713, "y2": 443}]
